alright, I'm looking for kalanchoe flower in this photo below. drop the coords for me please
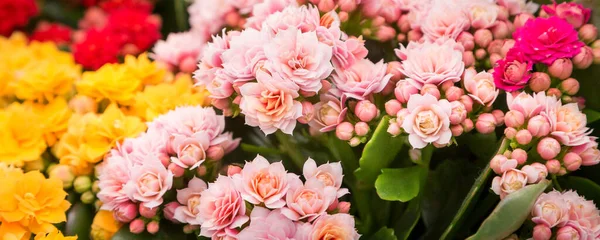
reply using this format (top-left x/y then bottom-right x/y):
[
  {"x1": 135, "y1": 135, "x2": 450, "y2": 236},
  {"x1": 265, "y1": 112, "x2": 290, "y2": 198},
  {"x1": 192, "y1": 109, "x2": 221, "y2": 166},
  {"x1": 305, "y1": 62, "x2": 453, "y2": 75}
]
[
  {"x1": 198, "y1": 175, "x2": 249, "y2": 238},
  {"x1": 244, "y1": 0, "x2": 298, "y2": 30},
  {"x1": 543, "y1": 100, "x2": 591, "y2": 147},
  {"x1": 542, "y1": 2, "x2": 591, "y2": 29},
  {"x1": 237, "y1": 207, "x2": 297, "y2": 239},
  {"x1": 331, "y1": 59, "x2": 391, "y2": 100},
  {"x1": 174, "y1": 177, "x2": 207, "y2": 225},
  {"x1": 261, "y1": 4, "x2": 320, "y2": 36},
  {"x1": 303, "y1": 158, "x2": 349, "y2": 198},
  {"x1": 304, "y1": 213, "x2": 360, "y2": 240},
  {"x1": 401, "y1": 94, "x2": 453, "y2": 149},
  {"x1": 464, "y1": 69, "x2": 499, "y2": 107},
  {"x1": 491, "y1": 168, "x2": 528, "y2": 199},
  {"x1": 493, "y1": 48, "x2": 533, "y2": 92},
  {"x1": 281, "y1": 178, "x2": 337, "y2": 222},
  {"x1": 308, "y1": 89, "x2": 348, "y2": 132},
  {"x1": 152, "y1": 31, "x2": 206, "y2": 68},
  {"x1": 222, "y1": 28, "x2": 267, "y2": 83},
  {"x1": 531, "y1": 191, "x2": 569, "y2": 228},
  {"x1": 124, "y1": 155, "x2": 174, "y2": 208},
  {"x1": 188, "y1": 0, "x2": 234, "y2": 38},
  {"x1": 420, "y1": 1, "x2": 469, "y2": 41}
]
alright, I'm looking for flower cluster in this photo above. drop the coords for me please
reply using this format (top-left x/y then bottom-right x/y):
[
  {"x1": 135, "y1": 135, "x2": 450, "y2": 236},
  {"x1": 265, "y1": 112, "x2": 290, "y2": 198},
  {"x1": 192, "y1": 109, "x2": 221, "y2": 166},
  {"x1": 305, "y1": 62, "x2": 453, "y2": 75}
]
[
  {"x1": 530, "y1": 190, "x2": 600, "y2": 240},
  {"x1": 0, "y1": 0, "x2": 38, "y2": 36},
  {"x1": 30, "y1": 22, "x2": 73, "y2": 47}
]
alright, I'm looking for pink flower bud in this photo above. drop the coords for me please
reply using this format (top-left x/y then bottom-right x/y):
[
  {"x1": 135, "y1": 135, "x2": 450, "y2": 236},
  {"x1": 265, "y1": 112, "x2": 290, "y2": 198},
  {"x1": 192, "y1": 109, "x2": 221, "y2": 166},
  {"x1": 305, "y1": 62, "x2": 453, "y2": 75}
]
[
  {"x1": 397, "y1": 15, "x2": 411, "y2": 33},
  {"x1": 462, "y1": 118, "x2": 474, "y2": 132},
  {"x1": 563, "y1": 152, "x2": 582, "y2": 171},
  {"x1": 114, "y1": 202, "x2": 138, "y2": 223},
  {"x1": 496, "y1": 6, "x2": 509, "y2": 21},
  {"x1": 504, "y1": 127, "x2": 517, "y2": 139},
  {"x1": 338, "y1": 0, "x2": 358, "y2": 12},
  {"x1": 538, "y1": 137, "x2": 561, "y2": 160},
  {"x1": 476, "y1": 113, "x2": 496, "y2": 134},
  {"x1": 129, "y1": 219, "x2": 145, "y2": 234},
  {"x1": 462, "y1": 51, "x2": 475, "y2": 67},
  {"x1": 504, "y1": 110, "x2": 525, "y2": 128},
  {"x1": 336, "y1": 122, "x2": 354, "y2": 141},
  {"x1": 547, "y1": 88, "x2": 562, "y2": 98},
  {"x1": 529, "y1": 72, "x2": 551, "y2": 92},
  {"x1": 339, "y1": 11, "x2": 349, "y2": 22},
  {"x1": 396, "y1": 108, "x2": 409, "y2": 123},
  {"x1": 558, "y1": 167, "x2": 567, "y2": 176},
  {"x1": 147, "y1": 221, "x2": 159, "y2": 234},
  {"x1": 500, "y1": 40, "x2": 515, "y2": 57},
  {"x1": 532, "y1": 224, "x2": 552, "y2": 240},
  {"x1": 522, "y1": 163, "x2": 548, "y2": 184},
  {"x1": 491, "y1": 21, "x2": 509, "y2": 39},
  {"x1": 420, "y1": 84, "x2": 441, "y2": 99},
  {"x1": 440, "y1": 81, "x2": 455, "y2": 92},
  {"x1": 445, "y1": 86, "x2": 464, "y2": 102},
  {"x1": 457, "y1": 32, "x2": 475, "y2": 51},
  {"x1": 387, "y1": 61, "x2": 404, "y2": 82},
  {"x1": 579, "y1": 24, "x2": 598, "y2": 44},
  {"x1": 474, "y1": 29, "x2": 493, "y2": 48},
  {"x1": 511, "y1": 149, "x2": 528, "y2": 165},
  {"x1": 513, "y1": 13, "x2": 534, "y2": 29},
  {"x1": 545, "y1": 160, "x2": 561, "y2": 174},
  {"x1": 556, "y1": 226, "x2": 580, "y2": 240},
  {"x1": 548, "y1": 58, "x2": 573, "y2": 80},
  {"x1": 560, "y1": 78, "x2": 580, "y2": 95},
  {"x1": 516, "y1": 129, "x2": 532, "y2": 145},
  {"x1": 491, "y1": 155, "x2": 518, "y2": 174},
  {"x1": 407, "y1": 30, "x2": 422, "y2": 41},
  {"x1": 168, "y1": 163, "x2": 185, "y2": 178},
  {"x1": 163, "y1": 202, "x2": 180, "y2": 223},
  {"x1": 395, "y1": 80, "x2": 419, "y2": 104},
  {"x1": 492, "y1": 110, "x2": 504, "y2": 126},
  {"x1": 573, "y1": 46, "x2": 593, "y2": 69},
  {"x1": 298, "y1": 101, "x2": 315, "y2": 124},
  {"x1": 489, "y1": 53, "x2": 502, "y2": 66},
  {"x1": 503, "y1": 150, "x2": 512, "y2": 158},
  {"x1": 449, "y1": 101, "x2": 467, "y2": 125},
  {"x1": 385, "y1": 100, "x2": 402, "y2": 116},
  {"x1": 337, "y1": 201, "x2": 351, "y2": 213},
  {"x1": 459, "y1": 95, "x2": 474, "y2": 112},
  {"x1": 227, "y1": 165, "x2": 242, "y2": 176},
  {"x1": 593, "y1": 39, "x2": 600, "y2": 49},
  {"x1": 179, "y1": 56, "x2": 197, "y2": 73},
  {"x1": 527, "y1": 115, "x2": 551, "y2": 137},
  {"x1": 487, "y1": 40, "x2": 504, "y2": 54},
  {"x1": 206, "y1": 146, "x2": 225, "y2": 163},
  {"x1": 349, "y1": 137, "x2": 361, "y2": 147},
  {"x1": 475, "y1": 49, "x2": 487, "y2": 60},
  {"x1": 387, "y1": 119, "x2": 402, "y2": 136},
  {"x1": 354, "y1": 122, "x2": 370, "y2": 136},
  {"x1": 355, "y1": 100, "x2": 378, "y2": 122},
  {"x1": 139, "y1": 205, "x2": 158, "y2": 218},
  {"x1": 377, "y1": 25, "x2": 396, "y2": 42}
]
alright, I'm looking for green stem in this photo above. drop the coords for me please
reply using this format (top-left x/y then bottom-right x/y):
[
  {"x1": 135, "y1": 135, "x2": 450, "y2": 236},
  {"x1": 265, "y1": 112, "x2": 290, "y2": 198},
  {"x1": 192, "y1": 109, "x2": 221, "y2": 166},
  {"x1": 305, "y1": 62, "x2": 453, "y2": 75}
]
[
  {"x1": 275, "y1": 131, "x2": 305, "y2": 171},
  {"x1": 174, "y1": 0, "x2": 187, "y2": 31},
  {"x1": 552, "y1": 174, "x2": 563, "y2": 191},
  {"x1": 440, "y1": 138, "x2": 509, "y2": 240}
]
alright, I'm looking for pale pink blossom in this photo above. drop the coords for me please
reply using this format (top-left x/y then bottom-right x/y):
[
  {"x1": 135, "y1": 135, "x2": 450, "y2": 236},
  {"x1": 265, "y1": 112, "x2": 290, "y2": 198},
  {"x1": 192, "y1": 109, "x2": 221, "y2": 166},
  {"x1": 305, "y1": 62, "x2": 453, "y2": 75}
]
[
  {"x1": 245, "y1": 0, "x2": 298, "y2": 30},
  {"x1": 194, "y1": 30, "x2": 236, "y2": 86},
  {"x1": 562, "y1": 191, "x2": 600, "y2": 230},
  {"x1": 198, "y1": 175, "x2": 249, "y2": 238},
  {"x1": 406, "y1": 0, "x2": 433, "y2": 30},
  {"x1": 421, "y1": 1, "x2": 469, "y2": 41},
  {"x1": 174, "y1": 177, "x2": 208, "y2": 225},
  {"x1": 308, "y1": 89, "x2": 348, "y2": 132},
  {"x1": 506, "y1": 92, "x2": 548, "y2": 119},
  {"x1": 571, "y1": 138, "x2": 600, "y2": 166},
  {"x1": 402, "y1": 94, "x2": 453, "y2": 149},
  {"x1": 232, "y1": 155, "x2": 300, "y2": 208},
  {"x1": 188, "y1": 0, "x2": 234, "y2": 38},
  {"x1": 521, "y1": 163, "x2": 548, "y2": 184},
  {"x1": 237, "y1": 207, "x2": 297, "y2": 240},
  {"x1": 303, "y1": 158, "x2": 348, "y2": 198},
  {"x1": 152, "y1": 31, "x2": 206, "y2": 66},
  {"x1": 124, "y1": 156, "x2": 174, "y2": 208},
  {"x1": 239, "y1": 70, "x2": 303, "y2": 135},
  {"x1": 497, "y1": 0, "x2": 539, "y2": 15},
  {"x1": 281, "y1": 178, "x2": 338, "y2": 222},
  {"x1": 205, "y1": 69, "x2": 235, "y2": 99},
  {"x1": 395, "y1": 38, "x2": 465, "y2": 89},
  {"x1": 221, "y1": 28, "x2": 267, "y2": 83},
  {"x1": 463, "y1": 69, "x2": 499, "y2": 107},
  {"x1": 169, "y1": 133, "x2": 210, "y2": 170},
  {"x1": 262, "y1": 5, "x2": 321, "y2": 36},
  {"x1": 330, "y1": 59, "x2": 391, "y2": 100},
  {"x1": 307, "y1": 213, "x2": 360, "y2": 240},
  {"x1": 545, "y1": 102, "x2": 591, "y2": 146},
  {"x1": 97, "y1": 153, "x2": 133, "y2": 211},
  {"x1": 331, "y1": 36, "x2": 368, "y2": 70},
  {"x1": 491, "y1": 168, "x2": 528, "y2": 199},
  {"x1": 264, "y1": 27, "x2": 334, "y2": 93},
  {"x1": 469, "y1": 2, "x2": 498, "y2": 29},
  {"x1": 532, "y1": 191, "x2": 570, "y2": 228},
  {"x1": 226, "y1": 0, "x2": 262, "y2": 14}
]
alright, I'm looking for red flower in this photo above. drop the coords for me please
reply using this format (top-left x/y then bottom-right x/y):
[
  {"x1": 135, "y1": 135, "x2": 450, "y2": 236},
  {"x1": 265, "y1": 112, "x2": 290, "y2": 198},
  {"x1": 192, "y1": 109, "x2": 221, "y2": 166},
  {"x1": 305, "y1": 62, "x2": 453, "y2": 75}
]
[
  {"x1": 105, "y1": 8, "x2": 161, "y2": 53},
  {"x1": 73, "y1": 28, "x2": 122, "y2": 70},
  {"x1": 0, "y1": 0, "x2": 38, "y2": 36},
  {"x1": 30, "y1": 22, "x2": 72, "y2": 46},
  {"x1": 100, "y1": 0, "x2": 153, "y2": 13}
]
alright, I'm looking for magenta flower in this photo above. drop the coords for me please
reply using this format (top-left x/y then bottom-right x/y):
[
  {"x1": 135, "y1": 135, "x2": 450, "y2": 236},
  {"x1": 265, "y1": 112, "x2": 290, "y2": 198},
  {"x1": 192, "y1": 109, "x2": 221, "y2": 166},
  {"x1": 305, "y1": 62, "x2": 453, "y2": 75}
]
[
  {"x1": 493, "y1": 48, "x2": 533, "y2": 92},
  {"x1": 542, "y1": 2, "x2": 591, "y2": 29}
]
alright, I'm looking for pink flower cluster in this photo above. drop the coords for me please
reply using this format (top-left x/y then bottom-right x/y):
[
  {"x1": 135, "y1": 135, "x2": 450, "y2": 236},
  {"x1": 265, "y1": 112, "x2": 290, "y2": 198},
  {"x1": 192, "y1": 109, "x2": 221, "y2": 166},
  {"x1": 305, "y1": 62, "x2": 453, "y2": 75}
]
[
  {"x1": 531, "y1": 190, "x2": 600, "y2": 240},
  {"x1": 490, "y1": 92, "x2": 599, "y2": 199},
  {"x1": 168, "y1": 155, "x2": 358, "y2": 239},
  {"x1": 97, "y1": 106, "x2": 240, "y2": 231}
]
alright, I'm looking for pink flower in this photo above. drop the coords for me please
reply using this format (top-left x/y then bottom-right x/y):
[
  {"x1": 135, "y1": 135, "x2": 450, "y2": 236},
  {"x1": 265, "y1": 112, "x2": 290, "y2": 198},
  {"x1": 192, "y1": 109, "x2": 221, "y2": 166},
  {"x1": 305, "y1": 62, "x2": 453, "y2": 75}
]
[
  {"x1": 174, "y1": 177, "x2": 208, "y2": 225},
  {"x1": 497, "y1": 0, "x2": 539, "y2": 15},
  {"x1": 194, "y1": 30, "x2": 235, "y2": 85},
  {"x1": 493, "y1": 48, "x2": 533, "y2": 91},
  {"x1": 188, "y1": 0, "x2": 233, "y2": 38},
  {"x1": 469, "y1": 2, "x2": 498, "y2": 29},
  {"x1": 532, "y1": 191, "x2": 570, "y2": 228},
  {"x1": 562, "y1": 191, "x2": 600, "y2": 233},
  {"x1": 330, "y1": 59, "x2": 391, "y2": 100},
  {"x1": 239, "y1": 70, "x2": 302, "y2": 135},
  {"x1": 113, "y1": 202, "x2": 138, "y2": 223},
  {"x1": 512, "y1": 16, "x2": 585, "y2": 65},
  {"x1": 571, "y1": 138, "x2": 600, "y2": 166},
  {"x1": 244, "y1": 0, "x2": 298, "y2": 30},
  {"x1": 205, "y1": 69, "x2": 235, "y2": 100},
  {"x1": 226, "y1": 0, "x2": 262, "y2": 14},
  {"x1": 262, "y1": 5, "x2": 320, "y2": 36},
  {"x1": 545, "y1": 102, "x2": 591, "y2": 146},
  {"x1": 152, "y1": 31, "x2": 206, "y2": 66},
  {"x1": 97, "y1": 153, "x2": 133, "y2": 211},
  {"x1": 307, "y1": 213, "x2": 360, "y2": 240},
  {"x1": 198, "y1": 175, "x2": 249, "y2": 238},
  {"x1": 401, "y1": 94, "x2": 453, "y2": 149},
  {"x1": 264, "y1": 27, "x2": 334, "y2": 93},
  {"x1": 331, "y1": 36, "x2": 368, "y2": 71},
  {"x1": 542, "y1": 2, "x2": 591, "y2": 29},
  {"x1": 221, "y1": 28, "x2": 267, "y2": 83},
  {"x1": 232, "y1": 155, "x2": 300, "y2": 208},
  {"x1": 124, "y1": 156, "x2": 174, "y2": 208},
  {"x1": 395, "y1": 38, "x2": 465, "y2": 89},
  {"x1": 169, "y1": 133, "x2": 210, "y2": 169},
  {"x1": 308, "y1": 89, "x2": 348, "y2": 132},
  {"x1": 491, "y1": 168, "x2": 528, "y2": 199},
  {"x1": 281, "y1": 178, "x2": 338, "y2": 222},
  {"x1": 421, "y1": 2, "x2": 469, "y2": 41},
  {"x1": 506, "y1": 92, "x2": 547, "y2": 119},
  {"x1": 303, "y1": 158, "x2": 348, "y2": 198},
  {"x1": 464, "y1": 69, "x2": 499, "y2": 107},
  {"x1": 237, "y1": 207, "x2": 297, "y2": 240}
]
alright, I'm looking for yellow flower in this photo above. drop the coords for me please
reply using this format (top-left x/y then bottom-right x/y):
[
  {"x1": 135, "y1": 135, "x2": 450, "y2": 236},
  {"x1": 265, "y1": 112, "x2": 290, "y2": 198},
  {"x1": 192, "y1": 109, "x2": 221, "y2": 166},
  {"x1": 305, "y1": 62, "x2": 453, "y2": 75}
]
[
  {"x1": 0, "y1": 221, "x2": 30, "y2": 240},
  {"x1": 0, "y1": 103, "x2": 47, "y2": 166},
  {"x1": 23, "y1": 98, "x2": 73, "y2": 147},
  {"x1": 76, "y1": 64, "x2": 142, "y2": 106},
  {"x1": 0, "y1": 171, "x2": 71, "y2": 235},
  {"x1": 90, "y1": 210, "x2": 122, "y2": 240},
  {"x1": 34, "y1": 229, "x2": 77, "y2": 240},
  {"x1": 133, "y1": 73, "x2": 210, "y2": 121},
  {"x1": 123, "y1": 53, "x2": 166, "y2": 86},
  {"x1": 91, "y1": 103, "x2": 146, "y2": 151},
  {"x1": 13, "y1": 59, "x2": 80, "y2": 102}
]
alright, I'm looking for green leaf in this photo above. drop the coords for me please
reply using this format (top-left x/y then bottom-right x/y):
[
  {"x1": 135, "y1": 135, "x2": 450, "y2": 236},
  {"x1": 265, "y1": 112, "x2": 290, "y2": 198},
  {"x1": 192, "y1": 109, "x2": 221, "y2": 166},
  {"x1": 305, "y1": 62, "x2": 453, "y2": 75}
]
[
  {"x1": 375, "y1": 166, "x2": 423, "y2": 202},
  {"x1": 559, "y1": 176, "x2": 600, "y2": 204},
  {"x1": 583, "y1": 109, "x2": 600, "y2": 124},
  {"x1": 393, "y1": 197, "x2": 422, "y2": 240},
  {"x1": 65, "y1": 203, "x2": 94, "y2": 240},
  {"x1": 355, "y1": 116, "x2": 405, "y2": 189},
  {"x1": 467, "y1": 180, "x2": 551, "y2": 240},
  {"x1": 240, "y1": 143, "x2": 283, "y2": 155},
  {"x1": 370, "y1": 227, "x2": 398, "y2": 240}
]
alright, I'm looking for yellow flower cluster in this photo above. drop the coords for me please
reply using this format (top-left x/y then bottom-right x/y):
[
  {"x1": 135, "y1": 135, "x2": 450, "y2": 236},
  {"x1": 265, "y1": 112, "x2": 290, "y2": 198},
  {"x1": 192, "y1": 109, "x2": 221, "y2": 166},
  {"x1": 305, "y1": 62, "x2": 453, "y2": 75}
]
[{"x1": 0, "y1": 164, "x2": 72, "y2": 240}]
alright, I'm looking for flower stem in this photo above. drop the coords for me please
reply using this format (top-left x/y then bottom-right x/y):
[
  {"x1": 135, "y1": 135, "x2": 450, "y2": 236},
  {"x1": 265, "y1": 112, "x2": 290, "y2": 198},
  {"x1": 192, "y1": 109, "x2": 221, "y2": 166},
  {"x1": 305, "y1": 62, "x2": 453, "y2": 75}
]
[
  {"x1": 174, "y1": 0, "x2": 187, "y2": 31},
  {"x1": 275, "y1": 131, "x2": 305, "y2": 171},
  {"x1": 552, "y1": 174, "x2": 563, "y2": 192}
]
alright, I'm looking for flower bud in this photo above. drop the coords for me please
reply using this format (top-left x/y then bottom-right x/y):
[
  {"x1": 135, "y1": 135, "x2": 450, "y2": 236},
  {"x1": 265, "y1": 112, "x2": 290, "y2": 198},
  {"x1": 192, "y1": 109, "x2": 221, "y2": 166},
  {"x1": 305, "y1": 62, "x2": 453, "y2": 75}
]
[
  {"x1": 376, "y1": 25, "x2": 396, "y2": 42},
  {"x1": 163, "y1": 202, "x2": 180, "y2": 223},
  {"x1": 81, "y1": 191, "x2": 95, "y2": 204},
  {"x1": 491, "y1": 21, "x2": 509, "y2": 39},
  {"x1": 516, "y1": 129, "x2": 532, "y2": 145},
  {"x1": 354, "y1": 122, "x2": 370, "y2": 137},
  {"x1": 545, "y1": 159, "x2": 561, "y2": 174},
  {"x1": 445, "y1": 86, "x2": 464, "y2": 102},
  {"x1": 457, "y1": 32, "x2": 475, "y2": 51},
  {"x1": 529, "y1": 72, "x2": 551, "y2": 92},
  {"x1": 92, "y1": 181, "x2": 100, "y2": 193},
  {"x1": 556, "y1": 226, "x2": 580, "y2": 240},
  {"x1": 449, "y1": 101, "x2": 467, "y2": 125},
  {"x1": 385, "y1": 100, "x2": 402, "y2": 116},
  {"x1": 527, "y1": 115, "x2": 551, "y2": 137},
  {"x1": 355, "y1": 100, "x2": 378, "y2": 122},
  {"x1": 462, "y1": 118, "x2": 474, "y2": 132},
  {"x1": 532, "y1": 224, "x2": 552, "y2": 240},
  {"x1": 547, "y1": 88, "x2": 562, "y2": 98},
  {"x1": 459, "y1": 95, "x2": 474, "y2": 112},
  {"x1": 560, "y1": 78, "x2": 580, "y2": 95},
  {"x1": 537, "y1": 137, "x2": 561, "y2": 160},
  {"x1": 139, "y1": 205, "x2": 158, "y2": 218},
  {"x1": 317, "y1": 0, "x2": 335, "y2": 12},
  {"x1": 227, "y1": 165, "x2": 242, "y2": 176},
  {"x1": 147, "y1": 221, "x2": 159, "y2": 234},
  {"x1": 204, "y1": 146, "x2": 224, "y2": 162},
  {"x1": 114, "y1": 202, "x2": 138, "y2": 223},
  {"x1": 504, "y1": 127, "x2": 517, "y2": 139},
  {"x1": 463, "y1": 51, "x2": 475, "y2": 67},
  {"x1": 451, "y1": 125, "x2": 464, "y2": 137},
  {"x1": 339, "y1": 11, "x2": 349, "y2": 22},
  {"x1": 579, "y1": 24, "x2": 598, "y2": 44},
  {"x1": 179, "y1": 56, "x2": 197, "y2": 73},
  {"x1": 548, "y1": 58, "x2": 573, "y2": 80},
  {"x1": 504, "y1": 110, "x2": 524, "y2": 128},
  {"x1": 492, "y1": 110, "x2": 504, "y2": 126},
  {"x1": 349, "y1": 137, "x2": 361, "y2": 147},
  {"x1": 500, "y1": 39, "x2": 515, "y2": 57},
  {"x1": 336, "y1": 122, "x2": 354, "y2": 141},
  {"x1": 489, "y1": 53, "x2": 502, "y2": 66},
  {"x1": 395, "y1": 80, "x2": 419, "y2": 103},
  {"x1": 474, "y1": 29, "x2": 493, "y2": 48},
  {"x1": 129, "y1": 219, "x2": 145, "y2": 234},
  {"x1": 593, "y1": 47, "x2": 600, "y2": 64},
  {"x1": 298, "y1": 101, "x2": 315, "y2": 124},
  {"x1": 563, "y1": 152, "x2": 582, "y2": 171},
  {"x1": 476, "y1": 113, "x2": 496, "y2": 134},
  {"x1": 487, "y1": 40, "x2": 504, "y2": 54},
  {"x1": 339, "y1": 0, "x2": 358, "y2": 12},
  {"x1": 168, "y1": 163, "x2": 185, "y2": 177},
  {"x1": 337, "y1": 201, "x2": 351, "y2": 214},
  {"x1": 475, "y1": 48, "x2": 487, "y2": 60},
  {"x1": 74, "y1": 176, "x2": 92, "y2": 193},
  {"x1": 572, "y1": 46, "x2": 592, "y2": 69},
  {"x1": 420, "y1": 84, "x2": 441, "y2": 99},
  {"x1": 407, "y1": 30, "x2": 422, "y2": 41},
  {"x1": 49, "y1": 164, "x2": 75, "y2": 189},
  {"x1": 513, "y1": 13, "x2": 533, "y2": 29},
  {"x1": 509, "y1": 149, "x2": 526, "y2": 165},
  {"x1": 491, "y1": 155, "x2": 518, "y2": 174},
  {"x1": 522, "y1": 163, "x2": 548, "y2": 184}
]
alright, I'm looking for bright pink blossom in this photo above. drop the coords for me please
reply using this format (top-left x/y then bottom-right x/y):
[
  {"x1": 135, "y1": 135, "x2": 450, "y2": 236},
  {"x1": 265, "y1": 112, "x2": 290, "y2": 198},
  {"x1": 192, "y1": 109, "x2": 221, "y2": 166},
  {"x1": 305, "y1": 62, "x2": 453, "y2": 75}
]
[
  {"x1": 493, "y1": 48, "x2": 533, "y2": 91},
  {"x1": 221, "y1": 28, "x2": 267, "y2": 83}
]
